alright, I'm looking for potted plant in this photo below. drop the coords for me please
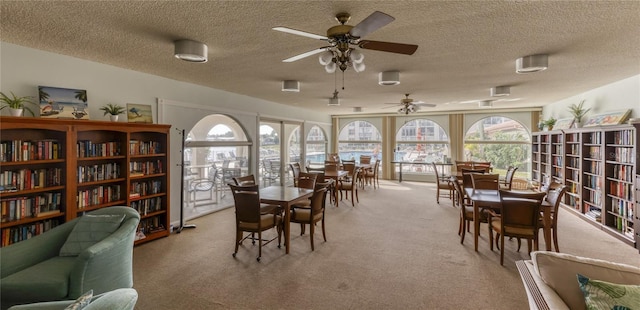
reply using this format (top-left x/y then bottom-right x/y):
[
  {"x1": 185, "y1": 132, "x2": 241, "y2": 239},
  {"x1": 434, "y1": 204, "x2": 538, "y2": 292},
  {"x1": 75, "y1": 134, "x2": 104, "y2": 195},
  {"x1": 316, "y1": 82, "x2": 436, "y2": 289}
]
[
  {"x1": 544, "y1": 117, "x2": 557, "y2": 131},
  {"x1": 568, "y1": 99, "x2": 590, "y2": 128},
  {"x1": 100, "y1": 103, "x2": 126, "y2": 121},
  {"x1": 0, "y1": 91, "x2": 38, "y2": 117}
]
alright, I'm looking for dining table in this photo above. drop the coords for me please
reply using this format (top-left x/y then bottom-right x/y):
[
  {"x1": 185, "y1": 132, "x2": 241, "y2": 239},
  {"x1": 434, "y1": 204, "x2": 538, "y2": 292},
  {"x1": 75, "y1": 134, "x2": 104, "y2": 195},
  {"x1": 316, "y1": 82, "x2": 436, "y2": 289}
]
[
  {"x1": 319, "y1": 170, "x2": 348, "y2": 207},
  {"x1": 259, "y1": 185, "x2": 314, "y2": 254},
  {"x1": 463, "y1": 187, "x2": 553, "y2": 252}
]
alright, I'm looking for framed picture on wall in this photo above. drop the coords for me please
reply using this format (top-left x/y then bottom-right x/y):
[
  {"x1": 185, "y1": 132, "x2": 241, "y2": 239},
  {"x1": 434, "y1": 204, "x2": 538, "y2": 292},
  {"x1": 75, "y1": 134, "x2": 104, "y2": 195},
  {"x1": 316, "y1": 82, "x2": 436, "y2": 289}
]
[
  {"x1": 583, "y1": 109, "x2": 631, "y2": 127},
  {"x1": 127, "y1": 103, "x2": 153, "y2": 123},
  {"x1": 38, "y1": 86, "x2": 90, "y2": 119},
  {"x1": 554, "y1": 118, "x2": 574, "y2": 130}
]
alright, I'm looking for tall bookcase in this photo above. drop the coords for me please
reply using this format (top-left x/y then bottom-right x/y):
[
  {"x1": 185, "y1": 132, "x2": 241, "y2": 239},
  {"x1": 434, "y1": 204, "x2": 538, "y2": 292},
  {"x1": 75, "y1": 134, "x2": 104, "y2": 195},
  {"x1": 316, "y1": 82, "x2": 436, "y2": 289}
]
[
  {"x1": 0, "y1": 117, "x2": 171, "y2": 246},
  {"x1": 532, "y1": 124, "x2": 637, "y2": 249}
]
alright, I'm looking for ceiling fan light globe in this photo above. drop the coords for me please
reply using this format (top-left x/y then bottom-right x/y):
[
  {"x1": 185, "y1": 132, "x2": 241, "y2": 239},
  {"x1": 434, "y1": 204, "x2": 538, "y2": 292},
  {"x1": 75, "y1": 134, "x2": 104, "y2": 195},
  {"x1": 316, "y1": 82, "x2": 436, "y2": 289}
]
[
  {"x1": 353, "y1": 62, "x2": 365, "y2": 72},
  {"x1": 325, "y1": 62, "x2": 336, "y2": 73},
  {"x1": 319, "y1": 51, "x2": 334, "y2": 65},
  {"x1": 349, "y1": 49, "x2": 364, "y2": 63}
]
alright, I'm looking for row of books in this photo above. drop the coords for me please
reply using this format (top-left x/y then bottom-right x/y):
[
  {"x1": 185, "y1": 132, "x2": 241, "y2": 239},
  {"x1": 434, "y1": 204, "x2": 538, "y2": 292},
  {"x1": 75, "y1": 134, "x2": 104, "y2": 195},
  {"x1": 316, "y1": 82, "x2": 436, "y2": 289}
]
[
  {"x1": 138, "y1": 216, "x2": 165, "y2": 234},
  {"x1": 1, "y1": 192, "x2": 63, "y2": 222},
  {"x1": 610, "y1": 164, "x2": 634, "y2": 182},
  {"x1": 584, "y1": 161, "x2": 602, "y2": 175},
  {"x1": 567, "y1": 144, "x2": 580, "y2": 155},
  {"x1": 607, "y1": 147, "x2": 635, "y2": 164},
  {"x1": 565, "y1": 133, "x2": 579, "y2": 143},
  {"x1": 129, "y1": 160, "x2": 163, "y2": 176},
  {"x1": 564, "y1": 194, "x2": 579, "y2": 209},
  {"x1": 566, "y1": 157, "x2": 580, "y2": 168},
  {"x1": 584, "y1": 189, "x2": 602, "y2": 205},
  {"x1": 609, "y1": 197, "x2": 634, "y2": 221},
  {"x1": 0, "y1": 168, "x2": 63, "y2": 191},
  {"x1": 78, "y1": 163, "x2": 121, "y2": 183},
  {"x1": 608, "y1": 182, "x2": 633, "y2": 201},
  {"x1": 130, "y1": 197, "x2": 163, "y2": 215},
  {"x1": 77, "y1": 185, "x2": 122, "y2": 209},
  {"x1": 129, "y1": 140, "x2": 162, "y2": 155},
  {"x1": 130, "y1": 180, "x2": 162, "y2": 197},
  {"x1": 607, "y1": 129, "x2": 633, "y2": 145},
  {"x1": 0, "y1": 139, "x2": 61, "y2": 162},
  {"x1": 1, "y1": 219, "x2": 60, "y2": 246},
  {"x1": 77, "y1": 140, "x2": 121, "y2": 158},
  {"x1": 584, "y1": 132, "x2": 602, "y2": 144},
  {"x1": 585, "y1": 146, "x2": 602, "y2": 160}
]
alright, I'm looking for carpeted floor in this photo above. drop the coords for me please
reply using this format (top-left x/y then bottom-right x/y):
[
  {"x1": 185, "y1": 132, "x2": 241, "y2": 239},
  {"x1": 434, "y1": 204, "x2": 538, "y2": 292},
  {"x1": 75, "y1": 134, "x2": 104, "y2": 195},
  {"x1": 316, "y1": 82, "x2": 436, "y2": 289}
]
[{"x1": 132, "y1": 180, "x2": 639, "y2": 309}]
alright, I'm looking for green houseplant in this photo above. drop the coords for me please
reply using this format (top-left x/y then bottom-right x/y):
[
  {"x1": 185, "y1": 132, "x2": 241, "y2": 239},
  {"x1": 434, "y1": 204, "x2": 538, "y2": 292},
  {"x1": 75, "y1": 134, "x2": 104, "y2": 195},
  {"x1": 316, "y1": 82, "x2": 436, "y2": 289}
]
[
  {"x1": 568, "y1": 100, "x2": 590, "y2": 128},
  {"x1": 100, "y1": 103, "x2": 126, "y2": 121},
  {"x1": 544, "y1": 117, "x2": 557, "y2": 131},
  {"x1": 0, "y1": 91, "x2": 38, "y2": 116}
]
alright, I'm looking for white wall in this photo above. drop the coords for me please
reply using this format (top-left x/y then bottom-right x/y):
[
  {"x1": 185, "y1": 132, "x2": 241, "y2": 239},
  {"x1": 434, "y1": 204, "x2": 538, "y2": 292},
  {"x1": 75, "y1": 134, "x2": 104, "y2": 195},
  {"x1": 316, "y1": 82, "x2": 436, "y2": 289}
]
[
  {"x1": 1, "y1": 42, "x2": 332, "y2": 225},
  {"x1": 542, "y1": 75, "x2": 640, "y2": 121}
]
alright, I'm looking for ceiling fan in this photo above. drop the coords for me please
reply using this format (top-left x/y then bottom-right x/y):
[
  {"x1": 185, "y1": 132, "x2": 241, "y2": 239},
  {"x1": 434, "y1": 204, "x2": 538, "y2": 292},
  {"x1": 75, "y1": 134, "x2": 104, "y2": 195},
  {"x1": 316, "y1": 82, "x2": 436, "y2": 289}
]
[
  {"x1": 384, "y1": 94, "x2": 436, "y2": 114},
  {"x1": 273, "y1": 11, "x2": 418, "y2": 73}
]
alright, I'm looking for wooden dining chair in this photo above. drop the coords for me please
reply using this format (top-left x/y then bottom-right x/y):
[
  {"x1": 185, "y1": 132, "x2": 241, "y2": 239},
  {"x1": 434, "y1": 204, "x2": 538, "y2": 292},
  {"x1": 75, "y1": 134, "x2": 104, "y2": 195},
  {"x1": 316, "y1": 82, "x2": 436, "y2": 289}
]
[
  {"x1": 228, "y1": 183, "x2": 282, "y2": 262},
  {"x1": 232, "y1": 174, "x2": 256, "y2": 186},
  {"x1": 432, "y1": 162, "x2": 453, "y2": 203},
  {"x1": 499, "y1": 166, "x2": 518, "y2": 190},
  {"x1": 291, "y1": 187, "x2": 328, "y2": 251},
  {"x1": 538, "y1": 184, "x2": 567, "y2": 252},
  {"x1": 452, "y1": 177, "x2": 487, "y2": 244},
  {"x1": 499, "y1": 189, "x2": 548, "y2": 251},
  {"x1": 364, "y1": 159, "x2": 380, "y2": 189},
  {"x1": 359, "y1": 155, "x2": 372, "y2": 164},
  {"x1": 488, "y1": 197, "x2": 543, "y2": 265},
  {"x1": 342, "y1": 162, "x2": 356, "y2": 182},
  {"x1": 289, "y1": 162, "x2": 301, "y2": 186},
  {"x1": 472, "y1": 161, "x2": 492, "y2": 173},
  {"x1": 290, "y1": 172, "x2": 318, "y2": 209},
  {"x1": 337, "y1": 168, "x2": 360, "y2": 206},
  {"x1": 471, "y1": 173, "x2": 500, "y2": 190}
]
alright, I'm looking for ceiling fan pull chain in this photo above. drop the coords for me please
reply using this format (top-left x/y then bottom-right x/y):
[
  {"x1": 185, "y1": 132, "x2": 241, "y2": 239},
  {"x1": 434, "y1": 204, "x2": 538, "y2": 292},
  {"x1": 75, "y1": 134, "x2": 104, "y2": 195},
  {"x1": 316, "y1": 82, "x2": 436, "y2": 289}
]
[{"x1": 342, "y1": 70, "x2": 345, "y2": 90}]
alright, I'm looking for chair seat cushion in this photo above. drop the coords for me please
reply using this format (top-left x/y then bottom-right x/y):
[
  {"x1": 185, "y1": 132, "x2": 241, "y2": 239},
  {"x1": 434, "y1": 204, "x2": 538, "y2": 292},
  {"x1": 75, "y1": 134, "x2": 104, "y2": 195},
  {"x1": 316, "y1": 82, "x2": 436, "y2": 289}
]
[
  {"x1": 1, "y1": 256, "x2": 77, "y2": 302},
  {"x1": 239, "y1": 214, "x2": 277, "y2": 230},
  {"x1": 291, "y1": 208, "x2": 322, "y2": 222},
  {"x1": 490, "y1": 218, "x2": 535, "y2": 236}
]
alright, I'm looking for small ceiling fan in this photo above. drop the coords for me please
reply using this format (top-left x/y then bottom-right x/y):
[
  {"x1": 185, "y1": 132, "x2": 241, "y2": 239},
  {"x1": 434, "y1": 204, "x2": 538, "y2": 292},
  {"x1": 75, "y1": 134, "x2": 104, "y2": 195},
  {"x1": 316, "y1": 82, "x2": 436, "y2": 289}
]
[
  {"x1": 273, "y1": 11, "x2": 418, "y2": 73},
  {"x1": 384, "y1": 94, "x2": 436, "y2": 114}
]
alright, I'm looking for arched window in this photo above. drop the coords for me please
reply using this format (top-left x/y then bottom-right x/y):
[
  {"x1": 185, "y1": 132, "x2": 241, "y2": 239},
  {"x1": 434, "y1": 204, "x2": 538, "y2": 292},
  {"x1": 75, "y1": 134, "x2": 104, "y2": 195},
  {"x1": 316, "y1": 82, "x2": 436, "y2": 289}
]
[
  {"x1": 305, "y1": 125, "x2": 327, "y2": 163},
  {"x1": 464, "y1": 116, "x2": 531, "y2": 177},
  {"x1": 338, "y1": 120, "x2": 382, "y2": 161},
  {"x1": 395, "y1": 119, "x2": 450, "y2": 174}
]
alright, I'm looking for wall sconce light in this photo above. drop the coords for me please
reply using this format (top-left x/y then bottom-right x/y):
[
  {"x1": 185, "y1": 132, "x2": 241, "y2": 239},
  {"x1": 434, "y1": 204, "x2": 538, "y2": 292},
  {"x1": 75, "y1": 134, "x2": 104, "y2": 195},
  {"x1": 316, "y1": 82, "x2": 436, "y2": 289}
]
[
  {"x1": 174, "y1": 39, "x2": 208, "y2": 63},
  {"x1": 282, "y1": 80, "x2": 300, "y2": 92}
]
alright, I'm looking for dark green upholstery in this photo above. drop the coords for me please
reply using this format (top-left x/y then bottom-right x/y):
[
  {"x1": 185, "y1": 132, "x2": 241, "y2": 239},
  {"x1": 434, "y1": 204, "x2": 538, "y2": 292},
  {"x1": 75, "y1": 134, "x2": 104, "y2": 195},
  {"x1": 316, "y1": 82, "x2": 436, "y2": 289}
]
[{"x1": 0, "y1": 207, "x2": 140, "y2": 309}]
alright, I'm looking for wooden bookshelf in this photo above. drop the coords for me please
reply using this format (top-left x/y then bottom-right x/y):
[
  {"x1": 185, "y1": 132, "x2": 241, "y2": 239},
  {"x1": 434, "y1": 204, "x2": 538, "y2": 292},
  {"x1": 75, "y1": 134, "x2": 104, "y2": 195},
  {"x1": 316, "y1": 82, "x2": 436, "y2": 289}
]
[
  {"x1": 533, "y1": 124, "x2": 637, "y2": 249},
  {"x1": 0, "y1": 116, "x2": 170, "y2": 247}
]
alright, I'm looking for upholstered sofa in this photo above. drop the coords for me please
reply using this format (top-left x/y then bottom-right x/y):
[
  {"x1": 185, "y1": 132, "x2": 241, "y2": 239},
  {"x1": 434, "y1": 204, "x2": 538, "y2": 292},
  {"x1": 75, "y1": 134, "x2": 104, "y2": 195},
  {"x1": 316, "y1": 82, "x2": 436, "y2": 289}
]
[
  {"x1": 516, "y1": 251, "x2": 640, "y2": 310},
  {"x1": 0, "y1": 206, "x2": 140, "y2": 309},
  {"x1": 7, "y1": 288, "x2": 138, "y2": 310}
]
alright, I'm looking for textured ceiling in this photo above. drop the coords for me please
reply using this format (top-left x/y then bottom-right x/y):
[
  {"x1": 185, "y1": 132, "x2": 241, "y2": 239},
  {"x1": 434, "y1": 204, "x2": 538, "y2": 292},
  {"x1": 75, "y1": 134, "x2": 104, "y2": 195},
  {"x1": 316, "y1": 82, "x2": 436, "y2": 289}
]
[{"x1": 1, "y1": 1, "x2": 639, "y2": 115}]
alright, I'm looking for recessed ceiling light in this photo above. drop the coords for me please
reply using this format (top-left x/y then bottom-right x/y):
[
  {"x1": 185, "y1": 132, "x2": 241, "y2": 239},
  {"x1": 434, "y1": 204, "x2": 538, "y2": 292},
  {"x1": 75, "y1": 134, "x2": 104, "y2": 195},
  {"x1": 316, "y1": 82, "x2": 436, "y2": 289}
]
[
  {"x1": 378, "y1": 71, "x2": 400, "y2": 86},
  {"x1": 516, "y1": 54, "x2": 548, "y2": 73}
]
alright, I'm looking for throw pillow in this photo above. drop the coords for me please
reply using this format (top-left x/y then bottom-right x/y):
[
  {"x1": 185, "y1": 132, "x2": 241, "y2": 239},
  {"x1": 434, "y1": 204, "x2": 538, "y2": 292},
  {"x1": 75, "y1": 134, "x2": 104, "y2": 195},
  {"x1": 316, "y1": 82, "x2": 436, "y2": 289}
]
[
  {"x1": 64, "y1": 289, "x2": 93, "y2": 310},
  {"x1": 577, "y1": 273, "x2": 640, "y2": 310},
  {"x1": 59, "y1": 214, "x2": 125, "y2": 256}
]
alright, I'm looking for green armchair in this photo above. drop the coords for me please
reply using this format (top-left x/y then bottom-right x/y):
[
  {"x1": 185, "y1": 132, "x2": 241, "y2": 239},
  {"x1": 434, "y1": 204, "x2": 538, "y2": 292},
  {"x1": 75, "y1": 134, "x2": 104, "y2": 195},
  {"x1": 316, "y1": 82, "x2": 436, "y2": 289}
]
[
  {"x1": 0, "y1": 206, "x2": 140, "y2": 309},
  {"x1": 7, "y1": 288, "x2": 138, "y2": 310}
]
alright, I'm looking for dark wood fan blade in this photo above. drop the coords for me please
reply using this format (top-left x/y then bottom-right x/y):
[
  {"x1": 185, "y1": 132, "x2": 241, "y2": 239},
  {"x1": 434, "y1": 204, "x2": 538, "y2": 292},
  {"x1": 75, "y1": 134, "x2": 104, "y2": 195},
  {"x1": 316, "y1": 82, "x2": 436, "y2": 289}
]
[
  {"x1": 282, "y1": 47, "x2": 328, "y2": 62},
  {"x1": 350, "y1": 11, "x2": 394, "y2": 38},
  {"x1": 359, "y1": 40, "x2": 418, "y2": 55},
  {"x1": 273, "y1": 27, "x2": 328, "y2": 40}
]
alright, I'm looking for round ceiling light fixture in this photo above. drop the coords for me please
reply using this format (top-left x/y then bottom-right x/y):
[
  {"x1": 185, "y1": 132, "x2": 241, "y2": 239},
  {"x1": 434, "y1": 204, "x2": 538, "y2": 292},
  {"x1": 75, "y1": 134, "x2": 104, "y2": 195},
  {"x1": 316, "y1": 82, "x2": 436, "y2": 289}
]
[
  {"x1": 516, "y1": 54, "x2": 548, "y2": 74},
  {"x1": 478, "y1": 100, "x2": 493, "y2": 108},
  {"x1": 282, "y1": 80, "x2": 300, "y2": 92},
  {"x1": 491, "y1": 85, "x2": 511, "y2": 97},
  {"x1": 174, "y1": 39, "x2": 208, "y2": 63},
  {"x1": 378, "y1": 71, "x2": 400, "y2": 86}
]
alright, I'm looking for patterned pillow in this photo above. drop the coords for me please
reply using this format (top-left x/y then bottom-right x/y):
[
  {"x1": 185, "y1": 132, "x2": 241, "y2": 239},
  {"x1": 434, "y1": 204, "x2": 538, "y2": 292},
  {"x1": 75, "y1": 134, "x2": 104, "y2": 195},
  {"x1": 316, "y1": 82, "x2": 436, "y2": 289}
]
[
  {"x1": 577, "y1": 273, "x2": 640, "y2": 310},
  {"x1": 64, "y1": 289, "x2": 93, "y2": 310},
  {"x1": 59, "y1": 214, "x2": 125, "y2": 256}
]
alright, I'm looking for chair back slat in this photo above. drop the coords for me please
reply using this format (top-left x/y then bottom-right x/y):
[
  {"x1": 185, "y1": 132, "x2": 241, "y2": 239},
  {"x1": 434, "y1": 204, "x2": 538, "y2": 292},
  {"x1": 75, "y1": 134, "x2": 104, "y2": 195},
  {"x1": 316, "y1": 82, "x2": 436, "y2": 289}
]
[
  {"x1": 471, "y1": 173, "x2": 500, "y2": 190},
  {"x1": 228, "y1": 184, "x2": 261, "y2": 223},
  {"x1": 297, "y1": 172, "x2": 317, "y2": 189}
]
